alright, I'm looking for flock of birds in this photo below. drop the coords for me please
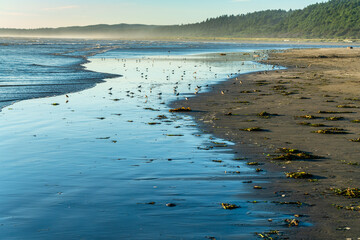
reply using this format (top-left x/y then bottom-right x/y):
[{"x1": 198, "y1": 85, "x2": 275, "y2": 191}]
[{"x1": 99, "y1": 57, "x2": 253, "y2": 105}]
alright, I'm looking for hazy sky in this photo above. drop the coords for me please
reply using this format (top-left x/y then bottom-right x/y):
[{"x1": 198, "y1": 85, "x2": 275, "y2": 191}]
[{"x1": 1, "y1": 0, "x2": 326, "y2": 29}]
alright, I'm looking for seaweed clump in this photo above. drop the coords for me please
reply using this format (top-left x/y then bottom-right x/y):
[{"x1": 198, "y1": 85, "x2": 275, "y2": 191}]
[
  {"x1": 285, "y1": 172, "x2": 313, "y2": 179},
  {"x1": 285, "y1": 219, "x2": 300, "y2": 227},
  {"x1": 239, "y1": 127, "x2": 264, "y2": 132},
  {"x1": 350, "y1": 138, "x2": 360, "y2": 142},
  {"x1": 257, "y1": 230, "x2": 281, "y2": 239},
  {"x1": 325, "y1": 116, "x2": 344, "y2": 121},
  {"x1": 331, "y1": 188, "x2": 360, "y2": 198},
  {"x1": 247, "y1": 162, "x2": 260, "y2": 166},
  {"x1": 333, "y1": 204, "x2": 360, "y2": 211},
  {"x1": 297, "y1": 122, "x2": 326, "y2": 127},
  {"x1": 221, "y1": 203, "x2": 240, "y2": 210},
  {"x1": 169, "y1": 107, "x2": 191, "y2": 112},
  {"x1": 296, "y1": 115, "x2": 318, "y2": 119},
  {"x1": 272, "y1": 148, "x2": 321, "y2": 161},
  {"x1": 318, "y1": 110, "x2": 354, "y2": 114},
  {"x1": 337, "y1": 105, "x2": 358, "y2": 108},
  {"x1": 313, "y1": 128, "x2": 347, "y2": 134},
  {"x1": 257, "y1": 111, "x2": 277, "y2": 118}
]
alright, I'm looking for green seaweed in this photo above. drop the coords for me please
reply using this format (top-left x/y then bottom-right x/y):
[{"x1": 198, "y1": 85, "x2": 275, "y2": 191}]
[
  {"x1": 333, "y1": 204, "x2": 360, "y2": 211},
  {"x1": 350, "y1": 138, "x2": 360, "y2": 142},
  {"x1": 296, "y1": 115, "x2": 318, "y2": 119},
  {"x1": 169, "y1": 107, "x2": 191, "y2": 112},
  {"x1": 285, "y1": 219, "x2": 299, "y2": 227},
  {"x1": 272, "y1": 148, "x2": 322, "y2": 161},
  {"x1": 331, "y1": 188, "x2": 360, "y2": 198},
  {"x1": 285, "y1": 172, "x2": 313, "y2": 179},
  {"x1": 340, "y1": 160, "x2": 359, "y2": 165},
  {"x1": 221, "y1": 203, "x2": 240, "y2": 210},
  {"x1": 313, "y1": 128, "x2": 347, "y2": 134},
  {"x1": 325, "y1": 116, "x2": 344, "y2": 121},
  {"x1": 240, "y1": 127, "x2": 264, "y2": 132},
  {"x1": 247, "y1": 162, "x2": 260, "y2": 166},
  {"x1": 337, "y1": 105, "x2": 358, "y2": 108},
  {"x1": 318, "y1": 110, "x2": 354, "y2": 114},
  {"x1": 297, "y1": 122, "x2": 326, "y2": 127}
]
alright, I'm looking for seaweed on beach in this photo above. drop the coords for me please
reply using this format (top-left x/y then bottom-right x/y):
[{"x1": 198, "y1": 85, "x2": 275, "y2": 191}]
[
  {"x1": 212, "y1": 160, "x2": 223, "y2": 163},
  {"x1": 169, "y1": 107, "x2": 191, "y2": 112},
  {"x1": 247, "y1": 162, "x2": 260, "y2": 166},
  {"x1": 297, "y1": 122, "x2": 326, "y2": 127},
  {"x1": 340, "y1": 160, "x2": 359, "y2": 165},
  {"x1": 148, "y1": 122, "x2": 161, "y2": 125},
  {"x1": 285, "y1": 219, "x2": 300, "y2": 227},
  {"x1": 144, "y1": 107, "x2": 160, "y2": 111},
  {"x1": 331, "y1": 188, "x2": 360, "y2": 198},
  {"x1": 257, "y1": 111, "x2": 278, "y2": 118},
  {"x1": 272, "y1": 148, "x2": 322, "y2": 161},
  {"x1": 295, "y1": 115, "x2": 318, "y2": 119},
  {"x1": 318, "y1": 110, "x2": 355, "y2": 114},
  {"x1": 333, "y1": 204, "x2": 360, "y2": 211},
  {"x1": 345, "y1": 97, "x2": 360, "y2": 101},
  {"x1": 349, "y1": 138, "x2": 360, "y2": 142},
  {"x1": 257, "y1": 230, "x2": 281, "y2": 240},
  {"x1": 240, "y1": 127, "x2": 264, "y2": 132},
  {"x1": 325, "y1": 116, "x2": 344, "y2": 121},
  {"x1": 221, "y1": 203, "x2": 240, "y2": 210},
  {"x1": 313, "y1": 128, "x2": 347, "y2": 134},
  {"x1": 155, "y1": 115, "x2": 168, "y2": 120},
  {"x1": 285, "y1": 172, "x2": 313, "y2": 179},
  {"x1": 337, "y1": 105, "x2": 358, "y2": 108}
]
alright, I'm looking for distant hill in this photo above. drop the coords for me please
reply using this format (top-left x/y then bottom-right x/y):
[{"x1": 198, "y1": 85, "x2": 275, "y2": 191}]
[{"x1": 1, "y1": 0, "x2": 360, "y2": 40}]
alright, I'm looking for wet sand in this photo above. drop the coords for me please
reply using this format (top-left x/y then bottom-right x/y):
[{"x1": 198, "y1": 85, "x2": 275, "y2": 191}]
[{"x1": 172, "y1": 48, "x2": 360, "y2": 239}]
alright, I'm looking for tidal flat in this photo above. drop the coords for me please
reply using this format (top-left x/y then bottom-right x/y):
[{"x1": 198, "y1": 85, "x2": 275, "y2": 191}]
[
  {"x1": 0, "y1": 40, "x2": 345, "y2": 239},
  {"x1": 0, "y1": 44, "x2": 282, "y2": 239}
]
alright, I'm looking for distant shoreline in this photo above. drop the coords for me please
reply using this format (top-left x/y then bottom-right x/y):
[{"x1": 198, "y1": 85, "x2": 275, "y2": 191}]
[{"x1": 1, "y1": 35, "x2": 360, "y2": 45}]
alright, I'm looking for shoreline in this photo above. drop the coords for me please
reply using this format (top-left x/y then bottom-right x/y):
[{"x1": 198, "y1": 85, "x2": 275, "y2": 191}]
[
  {"x1": 171, "y1": 48, "x2": 360, "y2": 239},
  {"x1": 0, "y1": 40, "x2": 119, "y2": 112},
  {"x1": 0, "y1": 46, "x2": 286, "y2": 239}
]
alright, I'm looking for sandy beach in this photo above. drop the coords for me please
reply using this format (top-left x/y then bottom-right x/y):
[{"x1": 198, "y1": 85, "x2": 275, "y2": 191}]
[{"x1": 172, "y1": 48, "x2": 360, "y2": 239}]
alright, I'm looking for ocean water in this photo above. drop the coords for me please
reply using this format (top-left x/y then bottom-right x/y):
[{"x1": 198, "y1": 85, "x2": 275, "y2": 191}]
[{"x1": 0, "y1": 39, "x2": 338, "y2": 239}]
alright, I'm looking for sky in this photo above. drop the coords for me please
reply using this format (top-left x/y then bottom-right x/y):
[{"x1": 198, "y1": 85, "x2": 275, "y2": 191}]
[{"x1": 0, "y1": 0, "x2": 326, "y2": 29}]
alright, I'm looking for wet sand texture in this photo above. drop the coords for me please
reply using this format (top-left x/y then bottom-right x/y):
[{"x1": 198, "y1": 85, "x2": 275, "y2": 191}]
[{"x1": 172, "y1": 48, "x2": 360, "y2": 240}]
